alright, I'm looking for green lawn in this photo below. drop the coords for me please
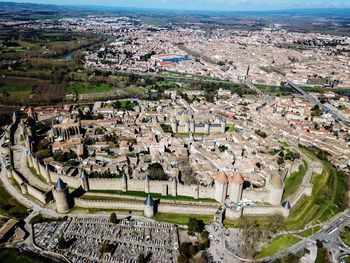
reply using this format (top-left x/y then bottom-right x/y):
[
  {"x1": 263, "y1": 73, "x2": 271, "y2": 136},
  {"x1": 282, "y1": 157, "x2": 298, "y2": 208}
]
[
  {"x1": 255, "y1": 234, "x2": 301, "y2": 259},
  {"x1": 297, "y1": 226, "x2": 321, "y2": 237},
  {"x1": 340, "y1": 226, "x2": 350, "y2": 247},
  {"x1": 283, "y1": 160, "x2": 308, "y2": 200},
  {"x1": 315, "y1": 245, "x2": 330, "y2": 263},
  {"x1": 66, "y1": 82, "x2": 115, "y2": 94},
  {"x1": 223, "y1": 215, "x2": 280, "y2": 229},
  {"x1": 226, "y1": 124, "x2": 236, "y2": 132},
  {"x1": 28, "y1": 164, "x2": 47, "y2": 184},
  {"x1": 126, "y1": 85, "x2": 144, "y2": 95},
  {"x1": 89, "y1": 189, "x2": 216, "y2": 203},
  {"x1": 0, "y1": 183, "x2": 28, "y2": 219},
  {"x1": 154, "y1": 212, "x2": 213, "y2": 225},
  {"x1": 285, "y1": 151, "x2": 346, "y2": 230},
  {"x1": 0, "y1": 83, "x2": 33, "y2": 98},
  {"x1": 0, "y1": 248, "x2": 56, "y2": 263}
]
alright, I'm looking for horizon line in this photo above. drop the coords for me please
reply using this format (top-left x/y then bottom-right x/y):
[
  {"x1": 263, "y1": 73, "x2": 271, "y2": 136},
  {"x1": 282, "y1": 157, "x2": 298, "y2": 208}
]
[{"x1": 2, "y1": 1, "x2": 350, "y2": 13}]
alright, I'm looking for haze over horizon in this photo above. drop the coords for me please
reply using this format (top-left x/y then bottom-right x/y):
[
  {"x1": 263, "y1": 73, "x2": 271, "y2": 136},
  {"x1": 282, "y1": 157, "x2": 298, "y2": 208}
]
[{"x1": 1, "y1": 0, "x2": 350, "y2": 11}]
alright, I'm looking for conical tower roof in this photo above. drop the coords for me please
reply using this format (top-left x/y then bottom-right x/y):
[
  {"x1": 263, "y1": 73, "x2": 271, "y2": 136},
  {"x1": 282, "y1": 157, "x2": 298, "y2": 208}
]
[
  {"x1": 228, "y1": 171, "x2": 244, "y2": 185},
  {"x1": 55, "y1": 178, "x2": 66, "y2": 191},
  {"x1": 80, "y1": 169, "x2": 88, "y2": 179},
  {"x1": 215, "y1": 171, "x2": 228, "y2": 184},
  {"x1": 144, "y1": 194, "x2": 154, "y2": 206},
  {"x1": 282, "y1": 201, "x2": 291, "y2": 210}
]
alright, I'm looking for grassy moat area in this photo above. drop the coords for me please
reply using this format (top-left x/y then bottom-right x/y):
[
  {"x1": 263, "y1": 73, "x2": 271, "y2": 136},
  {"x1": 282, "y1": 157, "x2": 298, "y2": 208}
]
[{"x1": 88, "y1": 189, "x2": 217, "y2": 203}]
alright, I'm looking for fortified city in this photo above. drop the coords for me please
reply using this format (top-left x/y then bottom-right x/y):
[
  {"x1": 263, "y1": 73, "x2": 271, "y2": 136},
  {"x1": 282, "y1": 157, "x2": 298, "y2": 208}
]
[{"x1": 0, "y1": 1, "x2": 350, "y2": 263}]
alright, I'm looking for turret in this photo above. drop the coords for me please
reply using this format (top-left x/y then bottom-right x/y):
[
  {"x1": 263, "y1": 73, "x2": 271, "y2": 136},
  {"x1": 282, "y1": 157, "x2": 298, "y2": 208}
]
[
  {"x1": 172, "y1": 177, "x2": 178, "y2": 197},
  {"x1": 26, "y1": 150, "x2": 33, "y2": 167},
  {"x1": 144, "y1": 194, "x2": 155, "y2": 218},
  {"x1": 204, "y1": 120, "x2": 210, "y2": 135},
  {"x1": 220, "y1": 118, "x2": 226, "y2": 133},
  {"x1": 189, "y1": 119, "x2": 195, "y2": 133},
  {"x1": 43, "y1": 164, "x2": 51, "y2": 184},
  {"x1": 24, "y1": 135, "x2": 31, "y2": 150},
  {"x1": 214, "y1": 172, "x2": 228, "y2": 203},
  {"x1": 171, "y1": 119, "x2": 178, "y2": 134},
  {"x1": 122, "y1": 173, "x2": 127, "y2": 192},
  {"x1": 281, "y1": 200, "x2": 291, "y2": 217},
  {"x1": 227, "y1": 171, "x2": 244, "y2": 203},
  {"x1": 80, "y1": 169, "x2": 90, "y2": 191},
  {"x1": 144, "y1": 175, "x2": 150, "y2": 193},
  {"x1": 33, "y1": 157, "x2": 40, "y2": 173},
  {"x1": 6, "y1": 166, "x2": 13, "y2": 179},
  {"x1": 52, "y1": 178, "x2": 71, "y2": 213},
  {"x1": 266, "y1": 174, "x2": 284, "y2": 206},
  {"x1": 20, "y1": 183, "x2": 28, "y2": 195},
  {"x1": 12, "y1": 111, "x2": 17, "y2": 124}
]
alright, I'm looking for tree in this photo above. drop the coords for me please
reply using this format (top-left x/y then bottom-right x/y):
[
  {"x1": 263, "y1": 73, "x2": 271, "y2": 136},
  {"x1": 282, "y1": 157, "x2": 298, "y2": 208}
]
[
  {"x1": 200, "y1": 231, "x2": 209, "y2": 240},
  {"x1": 110, "y1": 212, "x2": 117, "y2": 224},
  {"x1": 99, "y1": 243, "x2": 109, "y2": 253},
  {"x1": 148, "y1": 162, "x2": 167, "y2": 181},
  {"x1": 57, "y1": 236, "x2": 69, "y2": 249},
  {"x1": 137, "y1": 253, "x2": 146, "y2": 263},
  {"x1": 179, "y1": 242, "x2": 191, "y2": 257},
  {"x1": 177, "y1": 254, "x2": 188, "y2": 263},
  {"x1": 188, "y1": 218, "x2": 204, "y2": 233},
  {"x1": 218, "y1": 145, "x2": 228, "y2": 153},
  {"x1": 189, "y1": 244, "x2": 198, "y2": 256}
]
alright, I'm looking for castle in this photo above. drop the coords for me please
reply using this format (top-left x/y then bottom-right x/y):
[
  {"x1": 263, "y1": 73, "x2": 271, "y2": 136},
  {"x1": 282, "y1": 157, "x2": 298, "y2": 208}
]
[{"x1": 170, "y1": 111, "x2": 226, "y2": 134}]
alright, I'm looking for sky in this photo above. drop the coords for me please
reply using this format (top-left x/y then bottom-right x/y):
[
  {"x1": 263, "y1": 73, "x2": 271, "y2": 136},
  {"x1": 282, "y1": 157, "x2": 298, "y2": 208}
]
[{"x1": 2, "y1": 0, "x2": 350, "y2": 11}]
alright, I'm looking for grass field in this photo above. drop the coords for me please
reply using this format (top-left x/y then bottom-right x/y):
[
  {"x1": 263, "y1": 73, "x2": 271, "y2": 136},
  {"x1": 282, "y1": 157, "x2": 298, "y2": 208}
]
[
  {"x1": 0, "y1": 83, "x2": 32, "y2": 98},
  {"x1": 340, "y1": 226, "x2": 350, "y2": 247},
  {"x1": 283, "y1": 160, "x2": 308, "y2": 200},
  {"x1": 255, "y1": 234, "x2": 301, "y2": 259},
  {"x1": 0, "y1": 248, "x2": 56, "y2": 263},
  {"x1": 223, "y1": 215, "x2": 279, "y2": 229},
  {"x1": 315, "y1": 245, "x2": 330, "y2": 263},
  {"x1": 28, "y1": 164, "x2": 47, "y2": 185},
  {"x1": 285, "y1": 154, "x2": 346, "y2": 230},
  {"x1": 154, "y1": 212, "x2": 213, "y2": 225},
  {"x1": 0, "y1": 183, "x2": 28, "y2": 219},
  {"x1": 67, "y1": 82, "x2": 115, "y2": 94},
  {"x1": 89, "y1": 189, "x2": 216, "y2": 203},
  {"x1": 226, "y1": 124, "x2": 236, "y2": 132},
  {"x1": 297, "y1": 226, "x2": 321, "y2": 237}
]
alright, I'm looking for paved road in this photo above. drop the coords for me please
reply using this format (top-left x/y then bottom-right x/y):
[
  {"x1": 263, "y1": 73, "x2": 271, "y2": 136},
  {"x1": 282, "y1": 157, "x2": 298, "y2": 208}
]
[
  {"x1": 258, "y1": 210, "x2": 350, "y2": 262},
  {"x1": 287, "y1": 81, "x2": 350, "y2": 126}
]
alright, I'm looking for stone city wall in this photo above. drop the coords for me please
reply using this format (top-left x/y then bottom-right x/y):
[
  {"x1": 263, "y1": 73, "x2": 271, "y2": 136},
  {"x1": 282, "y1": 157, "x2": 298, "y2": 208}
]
[
  {"x1": 242, "y1": 188, "x2": 270, "y2": 203},
  {"x1": 26, "y1": 184, "x2": 47, "y2": 204},
  {"x1": 12, "y1": 170, "x2": 49, "y2": 204},
  {"x1": 37, "y1": 161, "x2": 216, "y2": 200},
  {"x1": 74, "y1": 198, "x2": 145, "y2": 211},
  {"x1": 243, "y1": 206, "x2": 288, "y2": 217},
  {"x1": 158, "y1": 204, "x2": 217, "y2": 215},
  {"x1": 12, "y1": 170, "x2": 25, "y2": 186},
  {"x1": 74, "y1": 198, "x2": 218, "y2": 215}
]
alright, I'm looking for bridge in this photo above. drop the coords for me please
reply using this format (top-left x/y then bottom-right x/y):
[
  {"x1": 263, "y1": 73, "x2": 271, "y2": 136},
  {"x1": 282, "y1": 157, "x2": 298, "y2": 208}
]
[{"x1": 287, "y1": 81, "x2": 350, "y2": 126}]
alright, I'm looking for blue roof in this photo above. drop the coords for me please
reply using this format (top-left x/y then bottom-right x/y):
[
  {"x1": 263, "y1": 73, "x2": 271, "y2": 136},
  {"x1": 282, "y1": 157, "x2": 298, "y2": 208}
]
[
  {"x1": 122, "y1": 173, "x2": 127, "y2": 180},
  {"x1": 282, "y1": 201, "x2": 291, "y2": 210},
  {"x1": 55, "y1": 178, "x2": 66, "y2": 191},
  {"x1": 144, "y1": 194, "x2": 154, "y2": 206},
  {"x1": 80, "y1": 170, "x2": 88, "y2": 179},
  {"x1": 144, "y1": 175, "x2": 150, "y2": 181},
  {"x1": 172, "y1": 177, "x2": 178, "y2": 183}
]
